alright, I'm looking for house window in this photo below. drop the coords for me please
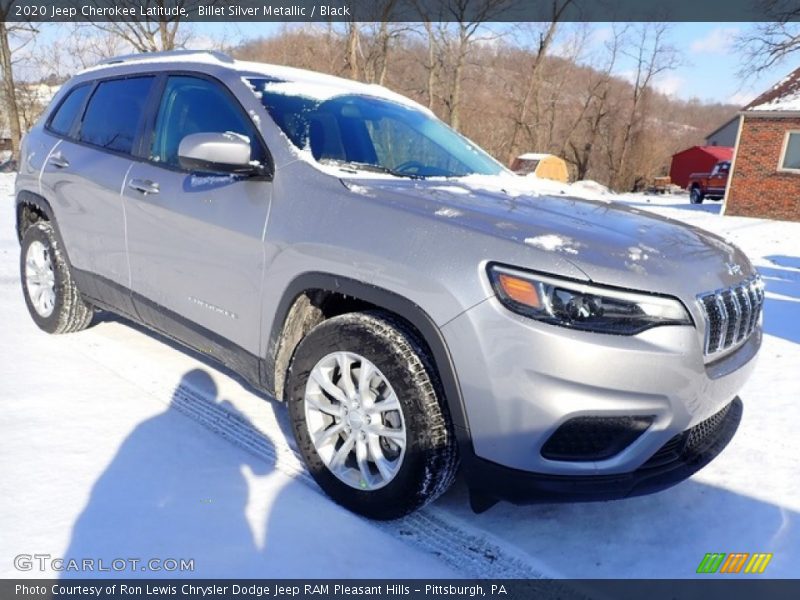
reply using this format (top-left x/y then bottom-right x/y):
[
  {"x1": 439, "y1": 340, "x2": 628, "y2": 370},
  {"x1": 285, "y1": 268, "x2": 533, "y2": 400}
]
[{"x1": 779, "y1": 131, "x2": 800, "y2": 172}]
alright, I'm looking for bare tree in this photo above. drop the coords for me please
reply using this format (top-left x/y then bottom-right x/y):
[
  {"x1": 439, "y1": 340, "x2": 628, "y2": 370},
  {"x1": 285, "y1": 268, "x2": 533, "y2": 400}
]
[
  {"x1": 439, "y1": 0, "x2": 510, "y2": 130},
  {"x1": 737, "y1": 1, "x2": 800, "y2": 77},
  {"x1": 1, "y1": 0, "x2": 37, "y2": 160},
  {"x1": 30, "y1": 24, "x2": 129, "y2": 80},
  {"x1": 358, "y1": 1, "x2": 406, "y2": 85},
  {"x1": 506, "y1": 0, "x2": 573, "y2": 163},
  {"x1": 87, "y1": 0, "x2": 209, "y2": 53},
  {"x1": 611, "y1": 23, "x2": 680, "y2": 190},
  {"x1": 417, "y1": 17, "x2": 444, "y2": 110},
  {"x1": 562, "y1": 25, "x2": 624, "y2": 180}
]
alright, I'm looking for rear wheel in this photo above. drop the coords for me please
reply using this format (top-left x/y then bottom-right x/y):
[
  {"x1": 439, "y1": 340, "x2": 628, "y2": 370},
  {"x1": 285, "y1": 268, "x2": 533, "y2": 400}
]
[
  {"x1": 690, "y1": 186, "x2": 704, "y2": 204},
  {"x1": 20, "y1": 222, "x2": 93, "y2": 334},
  {"x1": 286, "y1": 311, "x2": 459, "y2": 519}
]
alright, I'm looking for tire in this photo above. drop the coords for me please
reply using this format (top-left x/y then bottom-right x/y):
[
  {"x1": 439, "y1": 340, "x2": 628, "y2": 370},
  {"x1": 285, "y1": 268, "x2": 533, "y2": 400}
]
[
  {"x1": 690, "y1": 186, "x2": 704, "y2": 204},
  {"x1": 20, "y1": 221, "x2": 93, "y2": 334},
  {"x1": 286, "y1": 310, "x2": 459, "y2": 519}
]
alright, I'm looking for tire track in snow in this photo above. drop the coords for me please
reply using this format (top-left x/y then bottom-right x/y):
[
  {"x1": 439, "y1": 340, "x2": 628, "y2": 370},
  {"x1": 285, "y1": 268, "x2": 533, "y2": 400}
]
[
  {"x1": 169, "y1": 379, "x2": 547, "y2": 579},
  {"x1": 70, "y1": 330, "x2": 552, "y2": 580}
]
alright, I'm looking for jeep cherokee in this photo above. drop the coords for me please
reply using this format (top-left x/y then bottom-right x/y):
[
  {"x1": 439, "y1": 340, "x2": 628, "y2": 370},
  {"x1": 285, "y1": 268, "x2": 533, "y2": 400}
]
[{"x1": 14, "y1": 51, "x2": 762, "y2": 519}]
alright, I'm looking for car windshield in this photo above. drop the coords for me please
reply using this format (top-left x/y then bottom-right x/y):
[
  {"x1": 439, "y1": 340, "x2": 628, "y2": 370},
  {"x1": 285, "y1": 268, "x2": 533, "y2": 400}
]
[{"x1": 248, "y1": 78, "x2": 505, "y2": 179}]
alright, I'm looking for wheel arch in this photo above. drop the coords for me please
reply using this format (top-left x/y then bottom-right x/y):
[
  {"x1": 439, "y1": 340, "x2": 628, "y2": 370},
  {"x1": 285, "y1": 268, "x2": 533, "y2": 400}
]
[
  {"x1": 15, "y1": 191, "x2": 67, "y2": 252},
  {"x1": 266, "y1": 272, "x2": 471, "y2": 442}
]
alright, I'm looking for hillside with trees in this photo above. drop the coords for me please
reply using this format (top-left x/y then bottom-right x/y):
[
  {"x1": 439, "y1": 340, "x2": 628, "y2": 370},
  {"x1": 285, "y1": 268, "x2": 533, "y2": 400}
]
[{"x1": 1, "y1": 15, "x2": 742, "y2": 190}]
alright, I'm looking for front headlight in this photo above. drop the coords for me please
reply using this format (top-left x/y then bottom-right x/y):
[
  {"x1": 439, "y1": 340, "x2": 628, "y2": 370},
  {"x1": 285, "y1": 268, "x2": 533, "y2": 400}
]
[{"x1": 488, "y1": 264, "x2": 692, "y2": 335}]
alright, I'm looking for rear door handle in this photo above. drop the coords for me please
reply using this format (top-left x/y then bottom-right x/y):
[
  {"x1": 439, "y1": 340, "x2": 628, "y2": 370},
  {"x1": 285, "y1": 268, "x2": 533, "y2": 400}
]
[
  {"x1": 49, "y1": 154, "x2": 69, "y2": 169},
  {"x1": 128, "y1": 178, "x2": 160, "y2": 195}
]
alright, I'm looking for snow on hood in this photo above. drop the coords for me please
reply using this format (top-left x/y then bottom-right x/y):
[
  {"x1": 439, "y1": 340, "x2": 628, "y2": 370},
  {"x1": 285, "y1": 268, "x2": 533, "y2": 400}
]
[{"x1": 340, "y1": 176, "x2": 754, "y2": 296}]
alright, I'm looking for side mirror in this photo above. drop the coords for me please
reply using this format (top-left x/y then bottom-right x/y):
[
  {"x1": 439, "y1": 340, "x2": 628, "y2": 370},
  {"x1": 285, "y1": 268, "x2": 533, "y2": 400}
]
[{"x1": 178, "y1": 132, "x2": 263, "y2": 175}]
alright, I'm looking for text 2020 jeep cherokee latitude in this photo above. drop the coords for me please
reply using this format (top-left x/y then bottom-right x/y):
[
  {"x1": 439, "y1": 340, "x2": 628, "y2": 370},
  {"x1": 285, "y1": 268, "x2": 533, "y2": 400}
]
[{"x1": 15, "y1": 51, "x2": 762, "y2": 519}]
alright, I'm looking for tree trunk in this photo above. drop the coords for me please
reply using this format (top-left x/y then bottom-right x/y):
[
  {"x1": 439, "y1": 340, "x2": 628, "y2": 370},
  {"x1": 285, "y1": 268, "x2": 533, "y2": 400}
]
[
  {"x1": 426, "y1": 24, "x2": 437, "y2": 110},
  {"x1": 0, "y1": 19, "x2": 22, "y2": 161},
  {"x1": 449, "y1": 51, "x2": 465, "y2": 130},
  {"x1": 346, "y1": 22, "x2": 360, "y2": 80},
  {"x1": 377, "y1": 22, "x2": 390, "y2": 86}
]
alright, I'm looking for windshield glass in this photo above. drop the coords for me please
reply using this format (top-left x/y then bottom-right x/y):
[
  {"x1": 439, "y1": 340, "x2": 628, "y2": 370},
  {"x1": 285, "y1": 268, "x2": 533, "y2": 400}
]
[{"x1": 248, "y1": 78, "x2": 504, "y2": 178}]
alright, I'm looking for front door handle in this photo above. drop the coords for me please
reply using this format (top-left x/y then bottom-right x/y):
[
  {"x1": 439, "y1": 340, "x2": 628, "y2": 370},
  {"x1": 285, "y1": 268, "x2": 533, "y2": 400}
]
[
  {"x1": 49, "y1": 154, "x2": 69, "y2": 169},
  {"x1": 128, "y1": 178, "x2": 160, "y2": 195}
]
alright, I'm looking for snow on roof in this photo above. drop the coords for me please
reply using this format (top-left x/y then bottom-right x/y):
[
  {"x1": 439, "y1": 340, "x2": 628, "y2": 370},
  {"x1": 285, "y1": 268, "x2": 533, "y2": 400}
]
[
  {"x1": 745, "y1": 66, "x2": 800, "y2": 112},
  {"x1": 239, "y1": 60, "x2": 432, "y2": 113},
  {"x1": 517, "y1": 153, "x2": 552, "y2": 161},
  {"x1": 79, "y1": 51, "x2": 431, "y2": 115}
]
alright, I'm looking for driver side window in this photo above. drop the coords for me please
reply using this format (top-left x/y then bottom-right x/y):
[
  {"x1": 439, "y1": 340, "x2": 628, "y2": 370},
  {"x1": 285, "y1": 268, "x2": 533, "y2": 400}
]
[{"x1": 150, "y1": 75, "x2": 264, "y2": 168}]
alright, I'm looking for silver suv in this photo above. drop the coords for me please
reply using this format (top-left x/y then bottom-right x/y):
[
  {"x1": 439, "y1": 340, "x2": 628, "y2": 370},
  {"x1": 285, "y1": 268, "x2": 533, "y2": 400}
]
[{"x1": 15, "y1": 51, "x2": 762, "y2": 519}]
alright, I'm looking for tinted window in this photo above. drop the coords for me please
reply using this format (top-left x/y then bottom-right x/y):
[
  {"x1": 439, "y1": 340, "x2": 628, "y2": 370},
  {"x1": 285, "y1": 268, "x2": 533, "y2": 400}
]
[
  {"x1": 782, "y1": 133, "x2": 800, "y2": 170},
  {"x1": 150, "y1": 76, "x2": 264, "y2": 168},
  {"x1": 79, "y1": 77, "x2": 154, "y2": 154},
  {"x1": 49, "y1": 85, "x2": 91, "y2": 136}
]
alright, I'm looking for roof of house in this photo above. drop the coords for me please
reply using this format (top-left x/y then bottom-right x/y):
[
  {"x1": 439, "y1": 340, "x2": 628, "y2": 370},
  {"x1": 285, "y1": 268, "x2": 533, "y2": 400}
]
[
  {"x1": 745, "y1": 66, "x2": 800, "y2": 112},
  {"x1": 671, "y1": 145, "x2": 733, "y2": 161}
]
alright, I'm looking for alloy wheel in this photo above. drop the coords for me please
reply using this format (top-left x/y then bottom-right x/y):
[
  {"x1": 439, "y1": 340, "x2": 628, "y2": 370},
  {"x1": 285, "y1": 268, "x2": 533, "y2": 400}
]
[
  {"x1": 25, "y1": 240, "x2": 56, "y2": 318},
  {"x1": 304, "y1": 351, "x2": 407, "y2": 490}
]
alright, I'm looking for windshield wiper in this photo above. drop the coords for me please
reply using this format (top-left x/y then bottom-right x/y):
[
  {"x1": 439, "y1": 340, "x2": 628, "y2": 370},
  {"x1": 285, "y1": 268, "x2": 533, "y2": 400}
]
[{"x1": 320, "y1": 159, "x2": 425, "y2": 180}]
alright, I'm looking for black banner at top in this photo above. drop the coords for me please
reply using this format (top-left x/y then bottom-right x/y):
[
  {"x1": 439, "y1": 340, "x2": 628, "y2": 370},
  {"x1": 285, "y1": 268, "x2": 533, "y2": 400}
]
[{"x1": 3, "y1": 0, "x2": 800, "y2": 23}]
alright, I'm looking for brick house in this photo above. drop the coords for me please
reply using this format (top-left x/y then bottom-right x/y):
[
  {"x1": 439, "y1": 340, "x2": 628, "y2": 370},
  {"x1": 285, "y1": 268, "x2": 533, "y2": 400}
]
[{"x1": 726, "y1": 68, "x2": 800, "y2": 221}]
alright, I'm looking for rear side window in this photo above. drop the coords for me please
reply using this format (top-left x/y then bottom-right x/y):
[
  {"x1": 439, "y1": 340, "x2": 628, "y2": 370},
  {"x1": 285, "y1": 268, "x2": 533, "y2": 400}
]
[
  {"x1": 150, "y1": 75, "x2": 264, "y2": 168},
  {"x1": 48, "y1": 85, "x2": 91, "y2": 136},
  {"x1": 79, "y1": 77, "x2": 154, "y2": 154}
]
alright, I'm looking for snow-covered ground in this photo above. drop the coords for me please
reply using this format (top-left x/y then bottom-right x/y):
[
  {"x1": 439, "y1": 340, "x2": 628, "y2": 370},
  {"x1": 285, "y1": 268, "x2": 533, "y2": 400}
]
[{"x1": 1, "y1": 172, "x2": 798, "y2": 580}]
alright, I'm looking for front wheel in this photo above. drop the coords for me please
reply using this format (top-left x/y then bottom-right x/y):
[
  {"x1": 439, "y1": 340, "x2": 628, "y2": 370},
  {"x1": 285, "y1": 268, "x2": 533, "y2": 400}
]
[
  {"x1": 690, "y1": 186, "x2": 704, "y2": 204},
  {"x1": 285, "y1": 311, "x2": 459, "y2": 519}
]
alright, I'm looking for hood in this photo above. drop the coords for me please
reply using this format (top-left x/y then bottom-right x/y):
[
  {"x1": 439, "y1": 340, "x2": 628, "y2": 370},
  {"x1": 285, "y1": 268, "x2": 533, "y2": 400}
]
[{"x1": 343, "y1": 177, "x2": 755, "y2": 299}]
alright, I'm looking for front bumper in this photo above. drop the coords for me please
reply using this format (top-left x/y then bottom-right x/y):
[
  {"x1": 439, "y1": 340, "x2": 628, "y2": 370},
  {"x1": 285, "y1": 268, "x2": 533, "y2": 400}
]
[
  {"x1": 466, "y1": 396, "x2": 742, "y2": 507},
  {"x1": 441, "y1": 294, "x2": 759, "y2": 505}
]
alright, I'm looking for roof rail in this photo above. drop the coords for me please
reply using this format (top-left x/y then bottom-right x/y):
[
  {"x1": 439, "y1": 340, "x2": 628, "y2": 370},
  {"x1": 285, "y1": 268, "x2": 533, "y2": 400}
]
[{"x1": 97, "y1": 49, "x2": 234, "y2": 66}]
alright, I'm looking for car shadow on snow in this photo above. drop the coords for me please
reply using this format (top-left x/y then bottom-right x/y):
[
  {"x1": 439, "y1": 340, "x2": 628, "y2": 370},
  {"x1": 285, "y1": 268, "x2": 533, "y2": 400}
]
[
  {"x1": 61, "y1": 369, "x2": 272, "y2": 578},
  {"x1": 759, "y1": 255, "x2": 800, "y2": 344},
  {"x1": 61, "y1": 365, "x2": 450, "y2": 578}
]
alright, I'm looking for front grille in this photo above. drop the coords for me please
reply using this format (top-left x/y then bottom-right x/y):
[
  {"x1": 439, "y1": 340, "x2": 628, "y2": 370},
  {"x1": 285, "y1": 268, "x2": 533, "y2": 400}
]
[
  {"x1": 698, "y1": 276, "x2": 764, "y2": 356},
  {"x1": 685, "y1": 402, "x2": 732, "y2": 453},
  {"x1": 642, "y1": 400, "x2": 734, "y2": 468}
]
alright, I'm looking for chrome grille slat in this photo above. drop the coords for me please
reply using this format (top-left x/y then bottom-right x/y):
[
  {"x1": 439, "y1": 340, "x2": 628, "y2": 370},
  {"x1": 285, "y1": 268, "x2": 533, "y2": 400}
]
[
  {"x1": 698, "y1": 275, "x2": 763, "y2": 357},
  {"x1": 715, "y1": 292, "x2": 729, "y2": 352},
  {"x1": 729, "y1": 288, "x2": 742, "y2": 344},
  {"x1": 737, "y1": 285, "x2": 752, "y2": 342},
  {"x1": 746, "y1": 281, "x2": 759, "y2": 335}
]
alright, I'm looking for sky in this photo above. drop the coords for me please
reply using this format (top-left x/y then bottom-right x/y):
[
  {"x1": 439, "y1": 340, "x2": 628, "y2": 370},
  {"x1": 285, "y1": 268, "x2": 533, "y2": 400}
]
[
  {"x1": 643, "y1": 22, "x2": 800, "y2": 106},
  {"x1": 190, "y1": 21, "x2": 800, "y2": 108}
]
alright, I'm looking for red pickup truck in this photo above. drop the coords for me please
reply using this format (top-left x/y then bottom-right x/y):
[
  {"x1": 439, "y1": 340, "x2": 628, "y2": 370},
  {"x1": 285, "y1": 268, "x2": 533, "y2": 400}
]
[{"x1": 687, "y1": 160, "x2": 730, "y2": 204}]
